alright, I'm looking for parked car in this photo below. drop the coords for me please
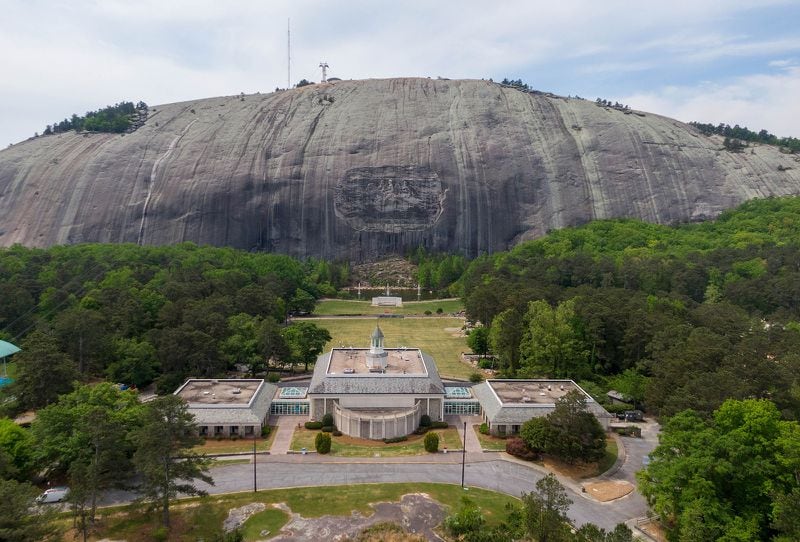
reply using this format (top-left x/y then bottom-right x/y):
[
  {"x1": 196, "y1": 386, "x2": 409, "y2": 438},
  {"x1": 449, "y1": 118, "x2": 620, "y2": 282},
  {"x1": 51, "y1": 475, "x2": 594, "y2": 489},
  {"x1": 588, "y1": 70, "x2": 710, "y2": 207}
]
[
  {"x1": 37, "y1": 486, "x2": 69, "y2": 503},
  {"x1": 624, "y1": 410, "x2": 644, "y2": 422}
]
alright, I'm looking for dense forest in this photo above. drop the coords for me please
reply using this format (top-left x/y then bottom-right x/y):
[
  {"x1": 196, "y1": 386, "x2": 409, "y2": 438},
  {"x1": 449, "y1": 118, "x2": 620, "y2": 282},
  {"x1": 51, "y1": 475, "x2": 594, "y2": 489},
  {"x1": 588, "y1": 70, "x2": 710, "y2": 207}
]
[
  {"x1": 0, "y1": 244, "x2": 348, "y2": 412},
  {"x1": 461, "y1": 196, "x2": 800, "y2": 419},
  {"x1": 41, "y1": 101, "x2": 148, "y2": 135}
]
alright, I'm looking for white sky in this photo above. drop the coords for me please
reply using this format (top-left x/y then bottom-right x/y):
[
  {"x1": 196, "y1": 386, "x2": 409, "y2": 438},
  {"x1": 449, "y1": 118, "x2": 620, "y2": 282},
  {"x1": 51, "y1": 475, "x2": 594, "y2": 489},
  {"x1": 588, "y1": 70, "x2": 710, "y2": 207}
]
[{"x1": 2, "y1": 0, "x2": 799, "y2": 146}]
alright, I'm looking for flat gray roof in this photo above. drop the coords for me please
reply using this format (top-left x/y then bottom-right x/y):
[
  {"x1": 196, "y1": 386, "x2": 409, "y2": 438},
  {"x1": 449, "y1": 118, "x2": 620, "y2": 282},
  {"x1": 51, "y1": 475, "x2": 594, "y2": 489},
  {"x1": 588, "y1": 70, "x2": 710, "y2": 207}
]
[
  {"x1": 175, "y1": 379, "x2": 262, "y2": 405},
  {"x1": 327, "y1": 348, "x2": 427, "y2": 376},
  {"x1": 488, "y1": 380, "x2": 579, "y2": 405}
]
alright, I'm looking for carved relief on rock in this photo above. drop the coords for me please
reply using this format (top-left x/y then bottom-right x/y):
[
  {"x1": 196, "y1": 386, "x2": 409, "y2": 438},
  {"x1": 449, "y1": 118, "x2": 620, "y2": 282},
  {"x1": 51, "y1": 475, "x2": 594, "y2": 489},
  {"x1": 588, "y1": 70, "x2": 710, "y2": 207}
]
[{"x1": 334, "y1": 165, "x2": 445, "y2": 233}]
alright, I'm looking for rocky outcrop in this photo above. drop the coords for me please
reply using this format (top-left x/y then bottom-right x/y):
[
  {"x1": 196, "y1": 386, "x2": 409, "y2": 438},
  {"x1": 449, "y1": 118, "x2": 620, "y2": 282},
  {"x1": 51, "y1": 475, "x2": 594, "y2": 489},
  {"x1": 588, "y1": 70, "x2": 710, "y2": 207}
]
[{"x1": 1, "y1": 78, "x2": 798, "y2": 259}]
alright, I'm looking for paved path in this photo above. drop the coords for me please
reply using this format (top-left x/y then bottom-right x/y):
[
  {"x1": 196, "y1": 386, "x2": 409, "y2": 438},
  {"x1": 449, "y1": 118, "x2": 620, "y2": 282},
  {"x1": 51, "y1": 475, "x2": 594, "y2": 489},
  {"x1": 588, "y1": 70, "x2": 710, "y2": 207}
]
[
  {"x1": 447, "y1": 415, "x2": 484, "y2": 452},
  {"x1": 269, "y1": 416, "x2": 300, "y2": 455}
]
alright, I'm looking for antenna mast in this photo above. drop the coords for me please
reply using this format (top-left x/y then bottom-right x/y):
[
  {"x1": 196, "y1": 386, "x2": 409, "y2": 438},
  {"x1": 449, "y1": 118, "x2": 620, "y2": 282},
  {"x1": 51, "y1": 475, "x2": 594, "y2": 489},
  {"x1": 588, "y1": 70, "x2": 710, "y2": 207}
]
[
  {"x1": 287, "y1": 18, "x2": 291, "y2": 88},
  {"x1": 319, "y1": 61, "x2": 329, "y2": 83}
]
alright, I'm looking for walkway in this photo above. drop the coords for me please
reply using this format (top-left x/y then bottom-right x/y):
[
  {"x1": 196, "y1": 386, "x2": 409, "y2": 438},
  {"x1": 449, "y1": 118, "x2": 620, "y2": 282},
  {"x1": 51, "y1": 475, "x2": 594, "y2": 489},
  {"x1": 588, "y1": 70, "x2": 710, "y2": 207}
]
[
  {"x1": 269, "y1": 415, "x2": 300, "y2": 455},
  {"x1": 447, "y1": 415, "x2": 484, "y2": 453}
]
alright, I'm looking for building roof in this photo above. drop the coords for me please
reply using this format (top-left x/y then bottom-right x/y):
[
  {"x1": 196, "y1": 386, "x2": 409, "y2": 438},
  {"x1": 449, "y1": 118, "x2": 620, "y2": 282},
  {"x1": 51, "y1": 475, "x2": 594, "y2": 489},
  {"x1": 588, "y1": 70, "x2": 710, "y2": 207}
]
[
  {"x1": 473, "y1": 379, "x2": 611, "y2": 425},
  {"x1": 175, "y1": 379, "x2": 277, "y2": 426},
  {"x1": 327, "y1": 348, "x2": 427, "y2": 375},
  {"x1": 309, "y1": 350, "x2": 444, "y2": 395}
]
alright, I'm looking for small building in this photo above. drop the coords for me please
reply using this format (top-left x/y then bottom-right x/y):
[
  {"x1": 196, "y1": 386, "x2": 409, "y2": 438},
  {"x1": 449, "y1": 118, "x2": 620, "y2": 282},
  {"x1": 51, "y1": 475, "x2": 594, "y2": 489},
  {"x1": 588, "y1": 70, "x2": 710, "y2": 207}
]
[
  {"x1": 175, "y1": 379, "x2": 276, "y2": 438},
  {"x1": 371, "y1": 296, "x2": 403, "y2": 307},
  {"x1": 472, "y1": 379, "x2": 612, "y2": 436},
  {"x1": 307, "y1": 324, "x2": 444, "y2": 439}
]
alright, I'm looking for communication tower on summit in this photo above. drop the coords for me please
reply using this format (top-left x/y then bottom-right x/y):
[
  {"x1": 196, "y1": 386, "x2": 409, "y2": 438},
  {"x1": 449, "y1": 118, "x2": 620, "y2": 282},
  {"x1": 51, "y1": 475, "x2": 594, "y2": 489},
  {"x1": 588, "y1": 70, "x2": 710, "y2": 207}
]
[{"x1": 319, "y1": 61, "x2": 329, "y2": 83}]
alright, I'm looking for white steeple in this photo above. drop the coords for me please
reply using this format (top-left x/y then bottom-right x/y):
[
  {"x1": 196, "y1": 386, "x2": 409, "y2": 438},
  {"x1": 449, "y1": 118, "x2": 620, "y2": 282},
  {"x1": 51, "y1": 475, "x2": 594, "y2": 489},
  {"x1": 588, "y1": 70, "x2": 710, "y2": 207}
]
[{"x1": 366, "y1": 323, "x2": 388, "y2": 371}]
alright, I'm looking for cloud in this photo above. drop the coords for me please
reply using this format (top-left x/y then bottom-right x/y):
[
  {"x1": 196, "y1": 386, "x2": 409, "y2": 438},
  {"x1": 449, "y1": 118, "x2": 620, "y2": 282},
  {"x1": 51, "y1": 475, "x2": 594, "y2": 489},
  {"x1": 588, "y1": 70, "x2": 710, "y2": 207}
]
[{"x1": 618, "y1": 67, "x2": 800, "y2": 137}]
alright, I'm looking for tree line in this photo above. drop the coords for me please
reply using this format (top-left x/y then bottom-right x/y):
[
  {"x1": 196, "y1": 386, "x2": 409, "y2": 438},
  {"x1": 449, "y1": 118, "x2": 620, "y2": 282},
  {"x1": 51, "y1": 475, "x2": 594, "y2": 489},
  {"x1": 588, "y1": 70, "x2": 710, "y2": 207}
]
[
  {"x1": 690, "y1": 121, "x2": 800, "y2": 153},
  {"x1": 0, "y1": 243, "x2": 346, "y2": 416},
  {"x1": 42, "y1": 101, "x2": 148, "y2": 136}
]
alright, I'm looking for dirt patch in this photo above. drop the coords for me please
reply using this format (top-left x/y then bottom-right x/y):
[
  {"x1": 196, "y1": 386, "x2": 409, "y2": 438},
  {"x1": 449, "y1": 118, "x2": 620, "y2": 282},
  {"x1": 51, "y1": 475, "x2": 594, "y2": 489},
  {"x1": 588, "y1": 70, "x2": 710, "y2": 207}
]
[
  {"x1": 270, "y1": 493, "x2": 445, "y2": 542},
  {"x1": 541, "y1": 457, "x2": 598, "y2": 479},
  {"x1": 638, "y1": 518, "x2": 668, "y2": 541},
  {"x1": 582, "y1": 481, "x2": 634, "y2": 502}
]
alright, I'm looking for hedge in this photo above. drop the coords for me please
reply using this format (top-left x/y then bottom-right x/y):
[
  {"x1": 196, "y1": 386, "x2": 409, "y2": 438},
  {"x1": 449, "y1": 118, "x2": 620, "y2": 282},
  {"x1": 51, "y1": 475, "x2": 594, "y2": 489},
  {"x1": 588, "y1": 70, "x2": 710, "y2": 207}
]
[
  {"x1": 424, "y1": 431, "x2": 440, "y2": 453},
  {"x1": 305, "y1": 421, "x2": 323, "y2": 430}
]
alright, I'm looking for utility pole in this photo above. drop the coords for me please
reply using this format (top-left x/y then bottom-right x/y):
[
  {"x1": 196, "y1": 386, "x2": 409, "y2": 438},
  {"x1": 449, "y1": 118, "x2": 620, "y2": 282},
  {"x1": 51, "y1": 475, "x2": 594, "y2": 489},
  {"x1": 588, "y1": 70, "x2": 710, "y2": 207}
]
[
  {"x1": 253, "y1": 427, "x2": 257, "y2": 493},
  {"x1": 461, "y1": 421, "x2": 467, "y2": 489}
]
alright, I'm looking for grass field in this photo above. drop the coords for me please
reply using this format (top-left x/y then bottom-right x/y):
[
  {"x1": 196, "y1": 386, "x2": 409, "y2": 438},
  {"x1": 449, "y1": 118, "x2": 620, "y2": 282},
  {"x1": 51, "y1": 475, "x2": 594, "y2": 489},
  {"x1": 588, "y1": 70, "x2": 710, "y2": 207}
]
[
  {"x1": 473, "y1": 425, "x2": 508, "y2": 451},
  {"x1": 313, "y1": 298, "x2": 464, "y2": 316},
  {"x1": 87, "y1": 483, "x2": 519, "y2": 541},
  {"x1": 305, "y1": 317, "x2": 473, "y2": 379},
  {"x1": 290, "y1": 427, "x2": 464, "y2": 456},
  {"x1": 192, "y1": 426, "x2": 277, "y2": 454}
]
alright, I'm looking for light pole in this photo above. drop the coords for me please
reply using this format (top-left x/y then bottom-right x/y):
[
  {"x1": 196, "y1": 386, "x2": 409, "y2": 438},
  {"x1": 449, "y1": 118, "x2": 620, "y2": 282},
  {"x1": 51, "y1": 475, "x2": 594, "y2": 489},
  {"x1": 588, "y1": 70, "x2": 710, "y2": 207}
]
[
  {"x1": 253, "y1": 426, "x2": 258, "y2": 493},
  {"x1": 461, "y1": 421, "x2": 467, "y2": 489}
]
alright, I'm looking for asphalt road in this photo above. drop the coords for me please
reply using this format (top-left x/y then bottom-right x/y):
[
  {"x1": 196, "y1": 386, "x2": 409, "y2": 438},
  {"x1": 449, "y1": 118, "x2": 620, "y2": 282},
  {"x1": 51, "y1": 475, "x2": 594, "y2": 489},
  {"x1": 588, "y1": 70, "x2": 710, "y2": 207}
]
[{"x1": 100, "y1": 420, "x2": 660, "y2": 531}]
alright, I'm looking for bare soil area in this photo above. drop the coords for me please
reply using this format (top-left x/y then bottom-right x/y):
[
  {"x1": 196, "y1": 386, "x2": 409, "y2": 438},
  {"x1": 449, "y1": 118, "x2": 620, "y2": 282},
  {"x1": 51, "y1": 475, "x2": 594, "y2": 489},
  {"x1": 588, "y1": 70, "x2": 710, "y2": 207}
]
[{"x1": 581, "y1": 480, "x2": 634, "y2": 502}]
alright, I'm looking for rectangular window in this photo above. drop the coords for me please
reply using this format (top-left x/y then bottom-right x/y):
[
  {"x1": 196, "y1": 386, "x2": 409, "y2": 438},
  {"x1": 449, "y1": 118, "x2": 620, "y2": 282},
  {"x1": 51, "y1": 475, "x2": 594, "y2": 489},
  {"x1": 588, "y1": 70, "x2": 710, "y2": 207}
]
[
  {"x1": 214, "y1": 426, "x2": 224, "y2": 435},
  {"x1": 244, "y1": 426, "x2": 254, "y2": 436},
  {"x1": 230, "y1": 426, "x2": 239, "y2": 435},
  {"x1": 199, "y1": 426, "x2": 208, "y2": 436}
]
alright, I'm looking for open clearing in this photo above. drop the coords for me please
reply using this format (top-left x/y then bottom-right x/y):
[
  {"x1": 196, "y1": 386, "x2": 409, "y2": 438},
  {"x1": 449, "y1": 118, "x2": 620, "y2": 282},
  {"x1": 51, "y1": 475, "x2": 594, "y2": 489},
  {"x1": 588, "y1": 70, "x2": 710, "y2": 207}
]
[
  {"x1": 313, "y1": 298, "x2": 464, "y2": 316},
  {"x1": 307, "y1": 317, "x2": 472, "y2": 379}
]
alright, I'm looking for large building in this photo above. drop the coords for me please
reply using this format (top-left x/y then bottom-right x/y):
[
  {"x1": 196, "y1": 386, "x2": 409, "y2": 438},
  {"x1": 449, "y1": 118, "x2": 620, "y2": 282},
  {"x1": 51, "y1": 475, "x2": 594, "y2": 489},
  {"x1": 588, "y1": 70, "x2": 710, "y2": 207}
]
[
  {"x1": 307, "y1": 325, "x2": 445, "y2": 440},
  {"x1": 472, "y1": 379, "x2": 612, "y2": 435},
  {"x1": 174, "y1": 378, "x2": 276, "y2": 438},
  {"x1": 177, "y1": 327, "x2": 611, "y2": 441}
]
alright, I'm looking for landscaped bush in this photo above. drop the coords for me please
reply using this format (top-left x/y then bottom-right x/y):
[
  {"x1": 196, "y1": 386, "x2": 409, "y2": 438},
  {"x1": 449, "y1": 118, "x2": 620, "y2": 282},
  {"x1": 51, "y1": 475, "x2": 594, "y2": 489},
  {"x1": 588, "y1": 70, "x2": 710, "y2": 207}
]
[
  {"x1": 305, "y1": 421, "x2": 323, "y2": 430},
  {"x1": 424, "y1": 431, "x2": 440, "y2": 453},
  {"x1": 469, "y1": 372, "x2": 484, "y2": 383},
  {"x1": 267, "y1": 372, "x2": 281, "y2": 383},
  {"x1": 332, "y1": 430, "x2": 342, "y2": 437},
  {"x1": 479, "y1": 423, "x2": 489, "y2": 435},
  {"x1": 431, "y1": 421, "x2": 449, "y2": 429},
  {"x1": 420, "y1": 414, "x2": 432, "y2": 427},
  {"x1": 383, "y1": 435, "x2": 408, "y2": 444},
  {"x1": 321, "y1": 425, "x2": 334, "y2": 433},
  {"x1": 261, "y1": 425, "x2": 271, "y2": 438},
  {"x1": 506, "y1": 437, "x2": 539, "y2": 461},
  {"x1": 436, "y1": 307, "x2": 443, "y2": 314},
  {"x1": 424, "y1": 310, "x2": 432, "y2": 315},
  {"x1": 321, "y1": 413, "x2": 334, "y2": 427},
  {"x1": 230, "y1": 434, "x2": 240, "y2": 441},
  {"x1": 315, "y1": 432, "x2": 332, "y2": 454},
  {"x1": 413, "y1": 427, "x2": 429, "y2": 435}
]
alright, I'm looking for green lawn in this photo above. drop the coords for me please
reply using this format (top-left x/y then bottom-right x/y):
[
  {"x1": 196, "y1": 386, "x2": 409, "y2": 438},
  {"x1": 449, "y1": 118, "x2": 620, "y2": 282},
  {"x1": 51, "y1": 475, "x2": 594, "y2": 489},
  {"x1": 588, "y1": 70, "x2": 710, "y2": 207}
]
[
  {"x1": 192, "y1": 426, "x2": 277, "y2": 454},
  {"x1": 307, "y1": 317, "x2": 472, "y2": 379},
  {"x1": 241, "y1": 508, "x2": 290, "y2": 540},
  {"x1": 91, "y1": 483, "x2": 519, "y2": 541},
  {"x1": 596, "y1": 438, "x2": 619, "y2": 477},
  {"x1": 313, "y1": 298, "x2": 464, "y2": 316},
  {"x1": 473, "y1": 425, "x2": 508, "y2": 451},
  {"x1": 290, "y1": 427, "x2": 463, "y2": 456}
]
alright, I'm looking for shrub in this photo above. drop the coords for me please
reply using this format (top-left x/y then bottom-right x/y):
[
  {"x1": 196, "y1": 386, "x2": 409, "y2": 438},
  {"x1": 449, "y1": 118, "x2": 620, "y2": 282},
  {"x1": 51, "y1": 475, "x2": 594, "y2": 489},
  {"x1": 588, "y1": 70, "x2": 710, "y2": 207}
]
[
  {"x1": 321, "y1": 425, "x2": 334, "y2": 433},
  {"x1": 267, "y1": 372, "x2": 281, "y2": 383},
  {"x1": 420, "y1": 414, "x2": 432, "y2": 427},
  {"x1": 424, "y1": 310, "x2": 432, "y2": 315},
  {"x1": 424, "y1": 431, "x2": 440, "y2": 453},
  {"x1": 215, "y1": 435, "x2": 224, "y2": 441},
  {"x1": 436, "y1": 307, "x2": 443, "y2": 314},
  {"x1": 383, "y1": 435, "x2": 408, "y2": 444},
  {"x1": 479, "y1": 423, "x2": 489, "y2": 435},
  {"x1": 469, "y1": 372, "x2": 484, "y2": 383},
  {"x1": 261, "y1": 425, "x2": 271, "y2": 438},
  {"x1": 152, "y1": 526, "x2": 169, "y2": 542},
  {"x1": 332, "y1": 430, "x2": 342, "y2": 437},
  {"x1": 413, "y1": 427, "x2": 429, "y2": 435},
  {"x1": 478, "y1": 359, "x2": 493, "y2": 369},
  {"x1": 321, "y1": 413, "x2": 334, "y2": 427},
  {"x1": 506, "y1": 437, "x2": 538, "y2": 460},
  {"x1": 431, "y1": 421, "x2": 449, "y2": 429},
  {"x1": 230, "y1": 434, "x2": 240, "y2": 441},
  {"x1": 305, "y1": 421, "x2": 323, "y2": 430},
  {"x1": 315, "y1": 432, "x2": 332, "y2": 454}
]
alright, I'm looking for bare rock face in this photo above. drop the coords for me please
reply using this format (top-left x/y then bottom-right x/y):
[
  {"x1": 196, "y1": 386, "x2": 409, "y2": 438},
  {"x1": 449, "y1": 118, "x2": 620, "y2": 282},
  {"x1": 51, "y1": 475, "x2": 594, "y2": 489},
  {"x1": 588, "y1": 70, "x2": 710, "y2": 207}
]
[{"x1": 1, "y1": 78, "x2": 799, "y2": 259}]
